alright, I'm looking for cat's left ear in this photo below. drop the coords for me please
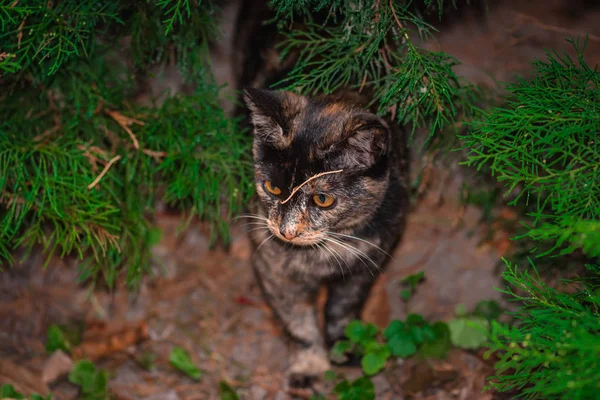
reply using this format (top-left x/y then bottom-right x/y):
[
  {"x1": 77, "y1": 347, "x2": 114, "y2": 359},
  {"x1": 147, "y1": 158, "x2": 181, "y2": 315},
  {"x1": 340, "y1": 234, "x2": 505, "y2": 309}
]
[
  {"x1": 243, "y1": 87, "x2": 303, "y2": 148},
  {"x1": 342, "y1": 113, "x2": 390, "y2": 170}
]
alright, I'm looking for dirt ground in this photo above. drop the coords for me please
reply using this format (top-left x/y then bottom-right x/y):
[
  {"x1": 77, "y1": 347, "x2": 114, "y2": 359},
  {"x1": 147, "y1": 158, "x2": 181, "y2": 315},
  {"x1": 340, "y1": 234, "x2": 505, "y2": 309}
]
[{"x1": 1, "y1": 0, "x2": 599, "y2": 399}]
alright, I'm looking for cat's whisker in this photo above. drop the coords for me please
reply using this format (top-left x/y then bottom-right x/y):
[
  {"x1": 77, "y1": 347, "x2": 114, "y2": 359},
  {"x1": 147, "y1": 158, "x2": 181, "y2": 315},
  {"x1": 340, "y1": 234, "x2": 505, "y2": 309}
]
[
  {"x1": 324, "y1": 237, "x2": 381, "y2": 276},
  {"x1": 320, "y1": 241, "x2": 345, "y2": 279},
  {"x1": 327, "y1": 231, "x2": 392, "y2": 259},
  {"x1": 235, "y1": 214, "x2": 270, "y2": 223},
  {"x1": 314, "y1": 242, "x2": 335, "y2": 277},
  {"x1": 255, "y1": 234, "x2": 274, "y2": 254},
  {"x1": 248, "y1": 226, "x2": 270, "y2": 234},
  {"x1": 323, "y1": 237, "x2": 372, "y2": 276},
  {"x1": 326, "y1": 236, "x2": 383, "y2": 273},
  {"x1": 241, "y1": 221, "x2": 269, "y2": 229}
]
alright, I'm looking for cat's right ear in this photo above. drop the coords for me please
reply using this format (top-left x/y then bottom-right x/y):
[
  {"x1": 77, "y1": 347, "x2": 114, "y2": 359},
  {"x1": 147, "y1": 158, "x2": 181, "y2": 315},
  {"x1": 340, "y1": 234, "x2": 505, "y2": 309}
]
[{"x1": 243, "y1": 87, "x2": 293, "y2": 148}]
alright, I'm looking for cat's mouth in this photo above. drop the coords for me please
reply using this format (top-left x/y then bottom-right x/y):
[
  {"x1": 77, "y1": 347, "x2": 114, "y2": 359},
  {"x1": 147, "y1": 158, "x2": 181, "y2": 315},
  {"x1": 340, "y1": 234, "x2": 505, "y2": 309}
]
[
  {"x1": 271, "y1": 228, "x2": 324, "y2": 246},
  {"x1": 267, "y1": 221, "x2": 324, "y2": 246}
]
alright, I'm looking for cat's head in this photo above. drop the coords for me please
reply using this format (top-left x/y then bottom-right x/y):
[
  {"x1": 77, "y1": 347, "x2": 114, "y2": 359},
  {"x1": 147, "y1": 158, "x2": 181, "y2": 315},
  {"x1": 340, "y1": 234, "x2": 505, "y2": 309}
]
[{"x1": 244, "y1": 88, "x2": 391, "y2": 246}]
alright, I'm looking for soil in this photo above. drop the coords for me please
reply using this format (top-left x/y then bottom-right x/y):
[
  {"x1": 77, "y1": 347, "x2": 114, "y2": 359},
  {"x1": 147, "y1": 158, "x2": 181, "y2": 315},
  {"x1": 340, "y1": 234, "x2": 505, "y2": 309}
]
[{"x1": 1, "y1": 0, "x2": 599, "y2": 399}]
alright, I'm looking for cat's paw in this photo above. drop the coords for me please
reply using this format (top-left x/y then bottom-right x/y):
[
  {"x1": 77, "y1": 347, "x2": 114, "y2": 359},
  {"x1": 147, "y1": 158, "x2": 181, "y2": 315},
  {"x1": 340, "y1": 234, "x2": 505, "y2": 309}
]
[{"x1": 287, "y1": 346, "x2": 331, "y2": 388}]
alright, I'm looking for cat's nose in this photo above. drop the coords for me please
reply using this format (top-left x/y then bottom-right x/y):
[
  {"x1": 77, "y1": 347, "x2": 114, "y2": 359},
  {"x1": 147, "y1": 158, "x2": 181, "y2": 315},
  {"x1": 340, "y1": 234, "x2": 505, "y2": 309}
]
[{"x1": 280, "y1": 227, "x2": 297, "y2": 240}]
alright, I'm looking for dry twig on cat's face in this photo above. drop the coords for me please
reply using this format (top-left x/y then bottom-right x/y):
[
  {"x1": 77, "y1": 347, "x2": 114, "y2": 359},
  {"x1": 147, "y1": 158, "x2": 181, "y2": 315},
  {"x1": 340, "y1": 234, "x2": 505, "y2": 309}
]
[{"x1": 280, "y1": 170, "x2": 344, "y2": 204}]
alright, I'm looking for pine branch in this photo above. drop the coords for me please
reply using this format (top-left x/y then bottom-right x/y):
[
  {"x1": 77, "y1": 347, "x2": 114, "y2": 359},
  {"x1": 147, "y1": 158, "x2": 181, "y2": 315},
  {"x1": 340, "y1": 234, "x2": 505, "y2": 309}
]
[
  {"x1": 485, "y1": 260, "x2": 600, "y2": 399},
  {"x1": 0, "y1": 0, "x2": 252, "y2": 288},
  {"x1": 272, "y1": 0, "x2": 481, "y2": 142},
  {"x1": 462, "y1": 38, "x2": 600, "y2": 259}
]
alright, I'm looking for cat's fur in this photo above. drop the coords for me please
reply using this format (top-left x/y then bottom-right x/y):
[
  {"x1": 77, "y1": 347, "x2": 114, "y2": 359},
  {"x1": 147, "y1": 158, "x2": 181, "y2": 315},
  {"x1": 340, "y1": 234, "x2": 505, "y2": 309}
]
[
  {"x1": 242, "y1": 87, "x2": 409, "y2": 386},
  {"x1": 235, "y1": 0, "x2": 409, "y2": 388}
]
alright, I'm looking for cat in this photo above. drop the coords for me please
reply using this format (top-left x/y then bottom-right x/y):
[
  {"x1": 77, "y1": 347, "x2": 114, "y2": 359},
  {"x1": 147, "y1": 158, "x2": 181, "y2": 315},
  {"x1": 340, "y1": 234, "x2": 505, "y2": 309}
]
[
  {"x1": 241, "y1": 87, "x2": 409, "y2": 387},
  {"x1": 234, "y1": 0, "x2": 409, "y2": 388}
]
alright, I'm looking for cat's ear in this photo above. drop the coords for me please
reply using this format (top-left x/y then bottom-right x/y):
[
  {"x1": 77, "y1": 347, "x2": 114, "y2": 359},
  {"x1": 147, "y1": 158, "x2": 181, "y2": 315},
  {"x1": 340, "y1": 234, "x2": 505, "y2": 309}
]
[
  {"x1": 340, "y1": 113, "x2": 390, "y2": 170},
  {"x1": 243, "y1": 87, "x2": 301, "y2": 147}
]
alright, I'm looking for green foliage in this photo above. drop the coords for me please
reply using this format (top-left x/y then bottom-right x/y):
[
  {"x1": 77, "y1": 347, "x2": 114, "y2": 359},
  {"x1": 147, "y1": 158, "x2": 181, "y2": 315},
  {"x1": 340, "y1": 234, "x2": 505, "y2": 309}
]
[
  {"x1": 271, "y1": 0, "x2": 481, "y2": 141},
  {"x1": 400, "y1": 270, "x2": 425, "y2": 301},
  {"x1": 462, "y1": 38, "x2": 600, "y2": 258},
  {"x1": 333, "y1": 377, "x2": 376, "y2": 400},
  {"x1": 219, "y1": 381, "x2": 240, "y2": 400},
  {"x1": 334, "y1": 315, "x2": 457, "y2": 376},
  {"x1": 46, "y1": 324, "x2": 71, "y2": 354},
  {"x1": 169, "y1": 346, "x2": 202, "y2": 381},
  {"x1": 485, "y1": 260, "x2": 600, "y2": 399},
  {"x1": 385, "y1": 314, "x2": 450, "y2": 359},
  {"x1": 68, "y1": 360, "x2": 110, "y2": 400},
  {"x1": 1, "y1": 384, "x2": 51, "y2": 400},
  {"x1": 0, "y1": 0, "x2": 252, "y2": 287},
  {"x1": 448, "y1": 316, "x2": 489, "y2": 349},
  {"x1": 459, "y1": 37, "x2": 600, "y2": 398}
]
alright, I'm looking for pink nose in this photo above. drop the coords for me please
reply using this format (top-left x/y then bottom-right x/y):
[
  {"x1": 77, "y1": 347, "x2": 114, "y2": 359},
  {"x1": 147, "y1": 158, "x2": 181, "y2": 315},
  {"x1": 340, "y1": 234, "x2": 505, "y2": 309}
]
[{"x1": 280, "y1": 228, "x2": 296, "y2": 240}]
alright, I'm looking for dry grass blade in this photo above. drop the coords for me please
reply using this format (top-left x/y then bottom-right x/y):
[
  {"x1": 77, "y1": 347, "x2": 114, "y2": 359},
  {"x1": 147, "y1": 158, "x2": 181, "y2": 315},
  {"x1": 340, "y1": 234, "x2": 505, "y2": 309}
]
[{"x1": 280, "y1": 169, "x2": 344, "y2": 204}]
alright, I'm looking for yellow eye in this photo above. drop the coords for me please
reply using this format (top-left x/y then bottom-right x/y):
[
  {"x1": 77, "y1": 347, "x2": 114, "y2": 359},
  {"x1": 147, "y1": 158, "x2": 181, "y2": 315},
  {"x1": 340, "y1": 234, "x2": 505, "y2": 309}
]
[
  {"x1": 264, "y1": 180, "x2": 282, "y2": 196},
  {"x1": 313, "y1": 193, "x2": 335, "y2": 208}
]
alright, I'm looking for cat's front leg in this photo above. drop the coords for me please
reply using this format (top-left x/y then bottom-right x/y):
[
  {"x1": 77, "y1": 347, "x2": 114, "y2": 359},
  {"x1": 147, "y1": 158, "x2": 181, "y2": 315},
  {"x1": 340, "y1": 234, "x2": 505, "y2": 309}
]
[
  {"x1": 252, "y1": 260, "x2": 330, "y2": 388},
  {"x1": 325, "y1": 272, "x2": 377, "y2": 350}
]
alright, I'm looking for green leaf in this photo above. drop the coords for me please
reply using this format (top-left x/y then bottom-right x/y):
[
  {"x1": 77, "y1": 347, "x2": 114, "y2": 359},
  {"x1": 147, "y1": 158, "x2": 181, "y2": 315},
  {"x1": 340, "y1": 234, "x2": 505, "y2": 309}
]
[
  {"x1": 418, "y1": 322, "x2": 452, "y2": 359},
  {"x1": 345, "y1": 320, "x2": 366, "y2": 343},
  {"x1": 344, "y1": 320, "x2": 377, "y2": 345},
  {"x1": 69, "y1": 360, "x2": 97, "y2": 388},
  {"x1": 334, "y1": 377, "x2": 376, "y2": 400},
  {"x1": 46, "y1": 324, "x2": 71, "y2": 354},
  {"x1": 387, "y1": 335, "x2": 417, "y2": 358},
  {"x1": 68, "y1": 360, "x2": 109, "y2": 400},
  {"x1": 219, "y1": 381, "x2": 239, "y2": 400},
  {"x1": 383, "y1": 320, "x2": 406, "y2": 340},
  {"x1": 324, "y1": 369, "x2": 337, "y2": 381},
  {"x1": 334, "y1": 380, "x2": 351, "y2": 394},
  {"x1": 410, "y1": 326, "x2": 425, "y2": 344},
  {"x1": 448, "y1": 317, "x2": 489, "y2": 349},
  {"x1": 1, "y1": 384, "x2": 25, "y2": 399},
  {"x1": 361, "y1": 346, "x2": 390, "y2": 375},
  {"x1": 169, "y1": 347, "x2": 202, "y2": 380},
  {"x1": 401, "y1": 271, "x2": 425, "y2": 289},
  {"x1": 400, "y1": 288, "x2": 412, "y2": 301},
  {"x1": 31, "y1": 395, "x2": 52, "y2": 400},
  {"x1": 331, "y1": 340, "x2": 352, "y2": 358},
  {"x1": 406, "y1": 313, "x2": 426, "y2": 326}
]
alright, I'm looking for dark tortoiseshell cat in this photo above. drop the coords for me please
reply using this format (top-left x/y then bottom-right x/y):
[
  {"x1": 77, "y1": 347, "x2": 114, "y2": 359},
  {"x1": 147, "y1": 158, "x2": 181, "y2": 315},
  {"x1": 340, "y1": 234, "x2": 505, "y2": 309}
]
[
  {"x1": 235, "y1": 0, "x2": 409, "y2": 388},
  {"x1": 242, "y1": 87, "x2": 409, "y2": 385}
]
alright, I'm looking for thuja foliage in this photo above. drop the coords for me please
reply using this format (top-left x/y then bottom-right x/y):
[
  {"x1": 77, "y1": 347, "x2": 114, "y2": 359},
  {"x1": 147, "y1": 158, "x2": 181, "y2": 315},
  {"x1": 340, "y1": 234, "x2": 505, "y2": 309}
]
[
  {"x1": 486, "y1": 262, "x2": 600, "y2": 399},
  {"x1": 0, "y1": 1, "x2": 253, "y2": 288},
  {"x1": 270, "y1": 0, "x2": 481, "y2": 141},
  {"x1": 463, "y1": 39, "x2": 600, "y2": 399},
  {"x1": 463, "y1": 38, "x2": 600, "y2": 259}
]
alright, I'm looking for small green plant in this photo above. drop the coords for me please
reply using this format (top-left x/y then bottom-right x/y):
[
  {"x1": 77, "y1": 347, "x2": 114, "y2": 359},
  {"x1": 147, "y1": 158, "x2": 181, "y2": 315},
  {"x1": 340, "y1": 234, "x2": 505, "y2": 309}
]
[
  {"x1": 0, "y1": 384, "x2": 51, "y2": 400},
  {"x1": 332, "y1": 314, "x2": 454, "y2": 376},
  {"x1": 68, "y1": 360, "x2": 110, "y2": 400},
  {"x1": 400, "y1": 270, "x2": 426, "y2": 301},
  {"x1": 46, "y1": 324, "x2": 72, "y2": 354},
  {"x1": 219, "y1": 381, "x2": 240, "y2": 400},
  {"x1": 324, "y1": 305, "x2": 504, "y2": 398},
  {"x1": 169, "y1": 347, "x2": 202, "y2": 381},
  {"x1": 333, "y1": 377, "x2": 376, "y2": 400},
  {"x1": 447, "y1": 304, "x2": 490, "y2": 350}
]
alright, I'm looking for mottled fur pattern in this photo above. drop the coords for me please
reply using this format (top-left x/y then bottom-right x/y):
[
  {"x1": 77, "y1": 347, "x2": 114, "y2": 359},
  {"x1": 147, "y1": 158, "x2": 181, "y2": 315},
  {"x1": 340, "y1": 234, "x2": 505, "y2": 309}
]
[
  {"x1": 242, "y1": 88, "x2": 409, "y2": 386},
  {"x1": 234, "y1": 0, "x2": 409, "y2": 388}
]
